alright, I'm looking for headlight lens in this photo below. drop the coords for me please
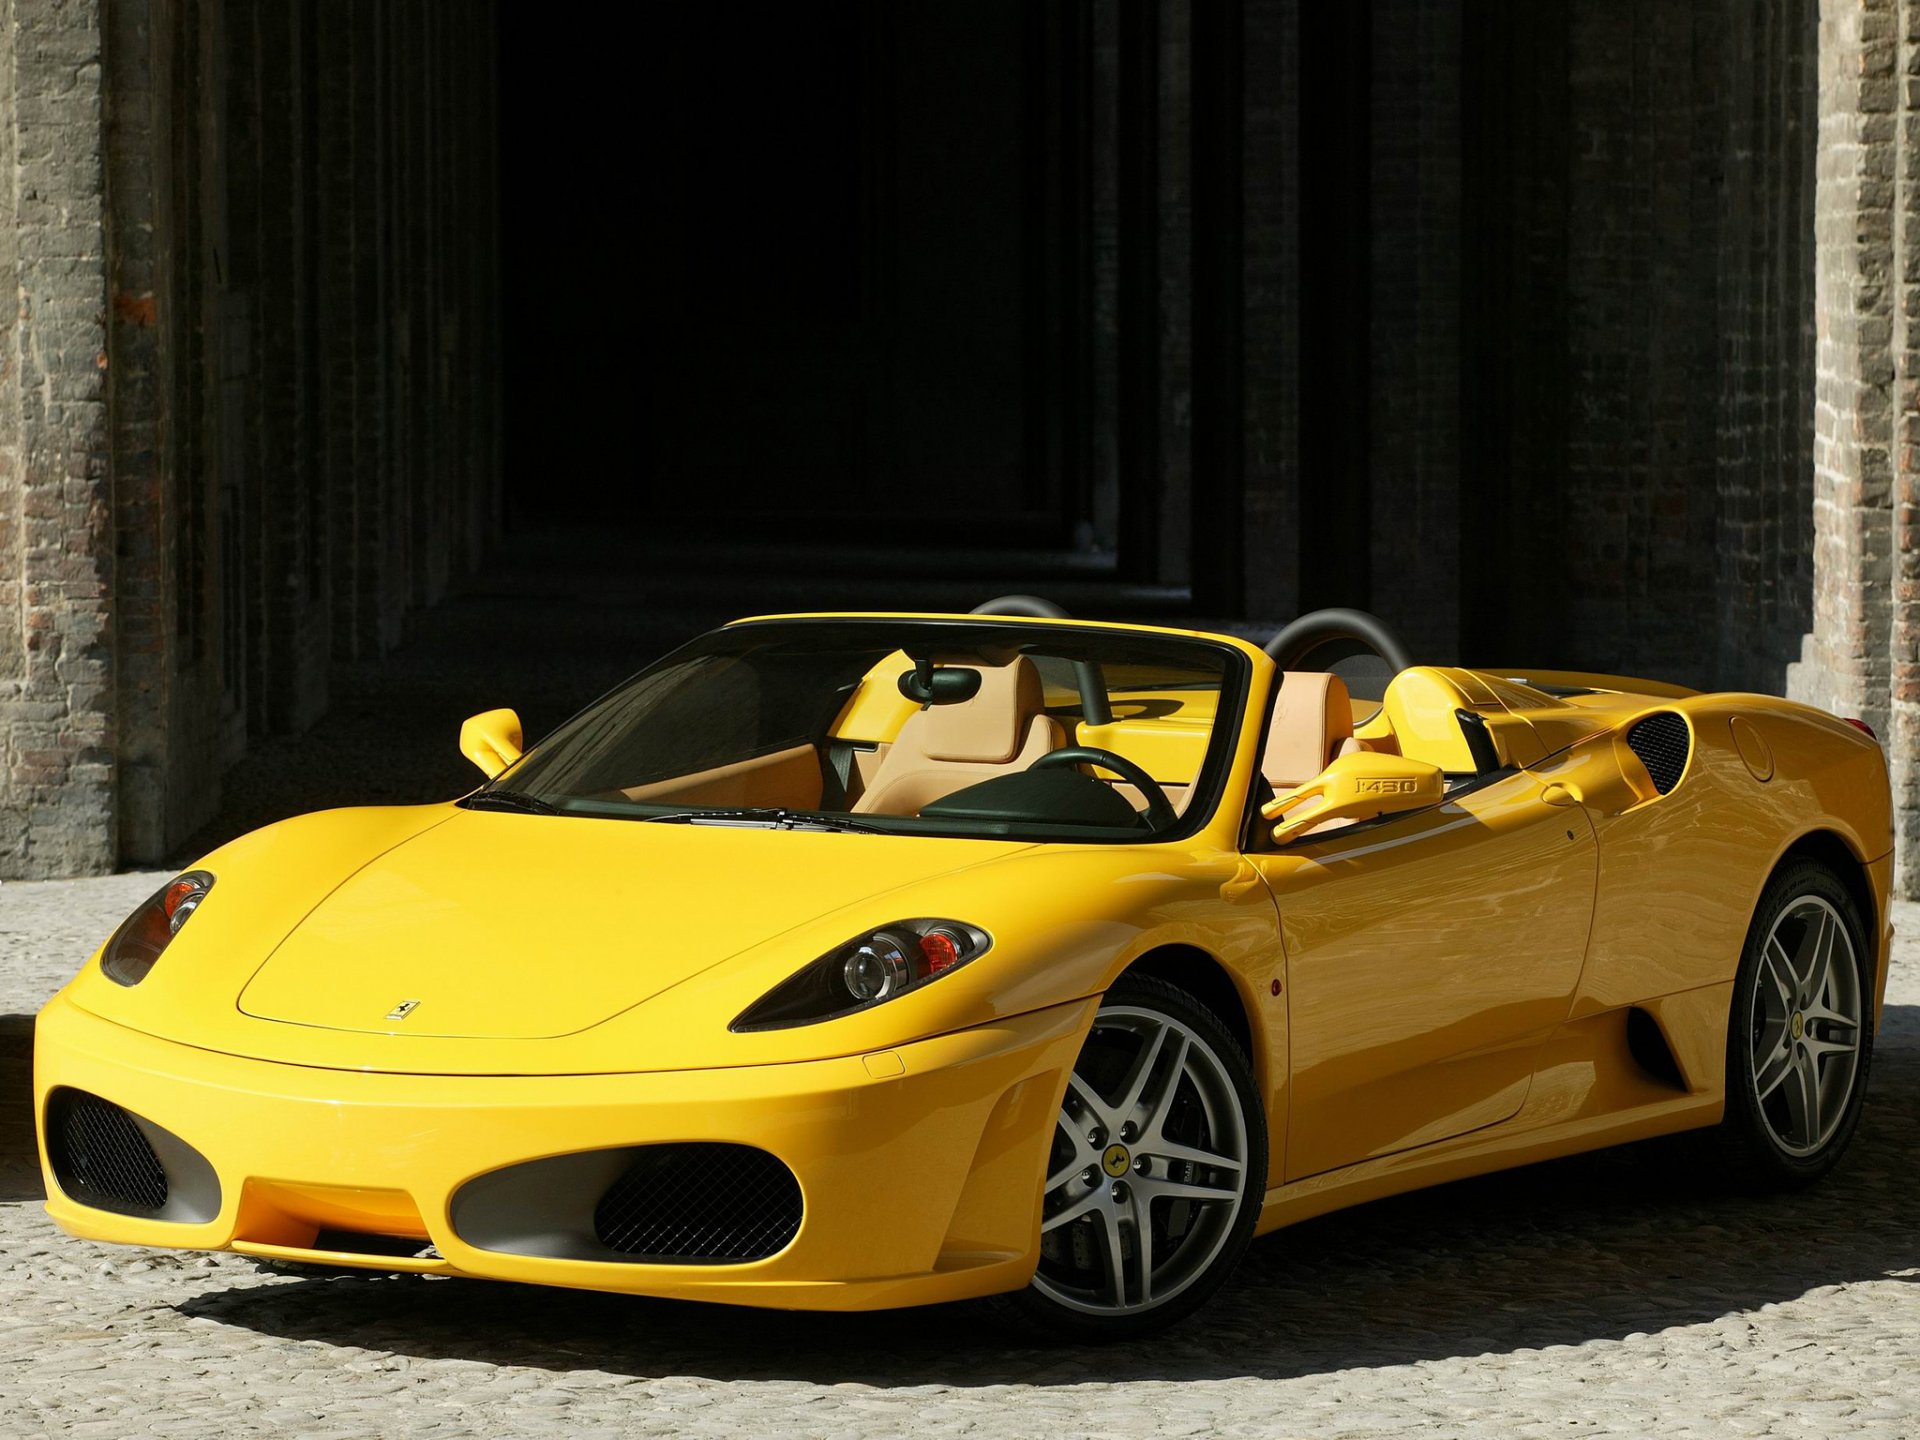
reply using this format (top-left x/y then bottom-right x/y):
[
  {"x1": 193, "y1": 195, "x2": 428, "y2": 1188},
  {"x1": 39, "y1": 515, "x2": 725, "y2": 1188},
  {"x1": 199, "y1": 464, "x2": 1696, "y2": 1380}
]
[
  {"x1": 100, "y1": 870, "x2": 215, "y2": 986},
  {"x1": 731, "y1": 919, "x2": 990, "y2": 1031}
]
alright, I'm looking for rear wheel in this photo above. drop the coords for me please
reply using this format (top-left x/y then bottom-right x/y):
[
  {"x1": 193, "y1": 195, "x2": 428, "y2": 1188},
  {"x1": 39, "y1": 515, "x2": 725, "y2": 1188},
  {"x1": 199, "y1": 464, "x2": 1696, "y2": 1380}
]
[
  {"x1": 1715, "y1": 858, "x2": 1873, "y2": 1187},
  {"x1": 998, "y1": 973, "x2": 1265, "y2": 1341}
]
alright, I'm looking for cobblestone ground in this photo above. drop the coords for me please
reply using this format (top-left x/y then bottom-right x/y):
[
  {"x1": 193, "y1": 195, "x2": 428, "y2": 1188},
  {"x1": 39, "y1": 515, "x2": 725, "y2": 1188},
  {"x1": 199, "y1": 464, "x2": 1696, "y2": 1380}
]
[{"x1": 0, "y1": 877, "x2": 1914, "y2": 1438}]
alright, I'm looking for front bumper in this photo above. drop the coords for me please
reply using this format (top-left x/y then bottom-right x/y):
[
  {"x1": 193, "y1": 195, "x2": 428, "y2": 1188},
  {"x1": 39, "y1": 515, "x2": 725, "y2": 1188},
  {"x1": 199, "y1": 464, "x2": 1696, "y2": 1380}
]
[{"x1": 33, "y1": 992, "x2": 1093, "y2": 1310}]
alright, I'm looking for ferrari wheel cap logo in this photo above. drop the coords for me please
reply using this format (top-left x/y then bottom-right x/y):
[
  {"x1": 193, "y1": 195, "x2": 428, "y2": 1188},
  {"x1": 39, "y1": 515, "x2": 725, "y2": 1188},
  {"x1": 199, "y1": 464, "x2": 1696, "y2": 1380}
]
[
  {"x1": 1791, "y1": 1011, "x2": 1804, "y2": 1040},
  {"x1": 386, "y1": 999, "x2": 421, "y2": 1021},
  {"x1": 1102, "y1": 1143, "x2": 1131, "y2": 1178}
]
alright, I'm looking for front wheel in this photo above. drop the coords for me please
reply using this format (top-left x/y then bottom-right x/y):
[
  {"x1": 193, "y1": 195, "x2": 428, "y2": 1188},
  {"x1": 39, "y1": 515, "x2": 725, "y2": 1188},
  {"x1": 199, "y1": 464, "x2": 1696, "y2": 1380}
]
[
  {"x1": 1714, "y1": 858, "x2": 1874, "y2": 1188},
  {"x1": 998, "y1": 973, "x2": 1266, "y2": 1341}
]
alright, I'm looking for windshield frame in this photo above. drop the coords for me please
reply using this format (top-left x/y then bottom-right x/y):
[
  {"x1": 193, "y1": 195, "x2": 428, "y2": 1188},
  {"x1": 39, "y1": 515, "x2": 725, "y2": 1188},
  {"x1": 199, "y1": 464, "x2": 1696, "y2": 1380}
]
[{"x1": 470, "y1": 616, "x2": 1256, "y2": 846}]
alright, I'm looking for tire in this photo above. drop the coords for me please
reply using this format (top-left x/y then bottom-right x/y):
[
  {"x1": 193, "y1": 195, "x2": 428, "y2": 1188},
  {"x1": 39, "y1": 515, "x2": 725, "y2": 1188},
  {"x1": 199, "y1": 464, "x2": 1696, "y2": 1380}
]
[
  {"x1": 1713, "y1": 857, "x2": 1875, "y2": 1189},
  {"x1": 994, "y1": 973, "x2": 1267, "y2": 1342}
]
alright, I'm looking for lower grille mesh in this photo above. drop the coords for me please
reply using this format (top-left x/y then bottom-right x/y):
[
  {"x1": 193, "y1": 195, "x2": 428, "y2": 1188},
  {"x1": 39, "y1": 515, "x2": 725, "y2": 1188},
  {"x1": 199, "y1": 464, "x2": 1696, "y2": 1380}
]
[
  {"x1": 1626, "y1": 712, "x2": 1691, "y2": 794},
  {"x1": 46, "y1": 1089, "x2": 169, "y2": 1215},
  {"x1": 593, "y1": 1143, "x2": 801, "y2": 1263}
]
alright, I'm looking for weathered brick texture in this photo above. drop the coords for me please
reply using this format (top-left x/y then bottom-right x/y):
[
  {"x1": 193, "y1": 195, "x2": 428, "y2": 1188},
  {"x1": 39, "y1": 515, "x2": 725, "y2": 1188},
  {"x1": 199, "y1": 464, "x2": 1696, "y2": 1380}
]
[
  {"x1": 1790, "y1": 0, "x2": 1898, "y2": 732},
  {"x1": 0, "y1": 0, "x2": 114, "y2": 877},
  {"x1": 1716, "y1": 0, "x2": 1819, "y2": 697},
  {"x1": 1890, "y1": 0, "x2": 1920, "y2": 899},
  {"x1": 0, "y1": 0, "x2": 499, "y2": 877},
  {"x1": 1788, "y1": 0, "x2": 1920, "y2": 896}
]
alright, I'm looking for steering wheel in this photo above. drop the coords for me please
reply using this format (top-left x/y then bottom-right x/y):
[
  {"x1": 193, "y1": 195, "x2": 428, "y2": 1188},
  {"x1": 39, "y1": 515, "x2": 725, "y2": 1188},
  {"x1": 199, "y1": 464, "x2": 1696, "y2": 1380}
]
[
  {"x1": 1029, "y1": 747, "x2": 1178, "y2": 831},
  {"x1": 1263, "y1": 607, "x2": 1413, "y2": 673}
]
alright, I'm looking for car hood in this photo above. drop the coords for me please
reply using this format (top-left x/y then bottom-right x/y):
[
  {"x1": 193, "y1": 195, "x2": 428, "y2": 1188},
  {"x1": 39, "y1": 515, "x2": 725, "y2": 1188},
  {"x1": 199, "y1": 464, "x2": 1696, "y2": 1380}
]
[
  {"x1": 233, "y1": 809, "x2": 1035, "y2": 1040},
  {"x1": 59, "y1": 803, "x2": 1245, "y2": 1075}
]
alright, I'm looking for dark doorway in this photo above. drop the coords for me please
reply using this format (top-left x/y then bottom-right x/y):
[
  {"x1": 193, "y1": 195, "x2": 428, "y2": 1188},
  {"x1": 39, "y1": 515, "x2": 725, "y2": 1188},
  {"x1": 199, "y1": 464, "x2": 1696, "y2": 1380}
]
[{"x1": 500, "y1": 2, "x2": 1095, "y2": 550}]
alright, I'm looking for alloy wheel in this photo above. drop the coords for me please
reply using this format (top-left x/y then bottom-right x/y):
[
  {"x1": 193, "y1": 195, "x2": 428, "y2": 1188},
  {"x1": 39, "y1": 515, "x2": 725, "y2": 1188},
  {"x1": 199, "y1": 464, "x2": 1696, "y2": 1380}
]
[
  {"x1": 1747, "y1": 894, "x2": 1863, "y2": 1158},
  {"x1": 1033, "y1": 1005, "x2": 1250, "y2": 1316}
]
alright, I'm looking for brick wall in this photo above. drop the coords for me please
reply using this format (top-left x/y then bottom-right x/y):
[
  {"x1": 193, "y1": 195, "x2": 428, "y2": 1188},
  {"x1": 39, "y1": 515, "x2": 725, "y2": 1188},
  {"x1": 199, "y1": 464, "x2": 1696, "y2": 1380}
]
[
  {"x1": 1790, "y1": 0, "x2": 1920, "y2": 897},
  {"x1": 1897, "y1": 0, "x2": 1920, "y2": 898},
  {"x1": 0, "y1": 0, "x2": 114, "y2": 877},
  {"x1": 1455, "y1": 0, "x2": 1813, "y2": 691},
  {"x1": 1561, "y1": 0, "x2": 1723, "y2": 683},
  {"x1": 1789, "y1": 0, "x2": 1897, "y2": 731},
  {"x1": 1715, "y1": 0, "x2": 1819, "y2": 697},
  {"x1": 0, "y1": 0, "x2": 500, "y2": 877},
  {"x1": 1784, "y1": 0, "x2": 1916, "y2": 893},
  {"x1": 106, "y1": 0, "x2": 237, "y2": 866}
]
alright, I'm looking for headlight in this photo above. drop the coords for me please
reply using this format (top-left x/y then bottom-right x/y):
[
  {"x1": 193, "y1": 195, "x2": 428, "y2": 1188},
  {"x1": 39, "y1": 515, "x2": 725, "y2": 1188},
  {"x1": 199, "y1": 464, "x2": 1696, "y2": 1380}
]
[
  {"x1": 730, "y1": 919, "x2": 991, "y2": 1031},
  {"x1": 100, "y1": 870, "x2": 215, "y2": 986}
]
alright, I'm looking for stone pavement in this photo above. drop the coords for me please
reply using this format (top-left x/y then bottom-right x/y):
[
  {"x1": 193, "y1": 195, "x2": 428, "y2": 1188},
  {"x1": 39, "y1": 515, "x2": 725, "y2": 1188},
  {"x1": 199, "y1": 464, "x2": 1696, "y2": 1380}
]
[{"x1": 0, "y1": 876, "x2": 1914, "y2": 1438}]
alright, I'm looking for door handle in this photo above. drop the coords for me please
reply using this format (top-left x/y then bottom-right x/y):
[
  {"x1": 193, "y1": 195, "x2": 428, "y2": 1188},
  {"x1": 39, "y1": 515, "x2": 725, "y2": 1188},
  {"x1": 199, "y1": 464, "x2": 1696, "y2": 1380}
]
[{"x1": 1540, "y1": 780, "x2": 1585, "y2": 807}]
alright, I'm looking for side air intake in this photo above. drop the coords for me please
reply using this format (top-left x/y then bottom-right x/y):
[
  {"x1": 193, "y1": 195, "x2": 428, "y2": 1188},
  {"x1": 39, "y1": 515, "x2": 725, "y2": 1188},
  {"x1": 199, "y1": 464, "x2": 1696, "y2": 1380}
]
[{"x1": 1626, "y1": 712, "x2": 1690, "y2": 794}]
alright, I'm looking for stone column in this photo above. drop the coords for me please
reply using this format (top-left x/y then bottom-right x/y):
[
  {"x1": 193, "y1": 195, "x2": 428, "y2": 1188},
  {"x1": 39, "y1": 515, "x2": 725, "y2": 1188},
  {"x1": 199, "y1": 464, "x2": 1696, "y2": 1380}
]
[
  {"x1": 1790, "y1": 0, "x2": 1896, "y2": 731},
  {"x1": 0, "y1": 0, "x2": 114, "y2": 877},
  {"x1": 1891, "y1": 0, "x2": 1920, "y2": 897},
  {"x1": 1789, "y1": 0, "x2": 1912, "y2": 890}
]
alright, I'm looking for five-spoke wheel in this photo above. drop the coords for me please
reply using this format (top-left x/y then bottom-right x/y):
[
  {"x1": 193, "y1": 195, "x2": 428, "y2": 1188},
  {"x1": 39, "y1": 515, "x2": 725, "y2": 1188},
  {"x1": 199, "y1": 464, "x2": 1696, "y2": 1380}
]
[
  {"x1": 1719, "y1": 858, "x2": 1873, "y2": 1185},
  {"x1": 1003, "y1": 974, "x2": 1265, "y2": 1339},
  {"x1": 1748, "y1": 894, "x2": 1864, "y2": 1157}
]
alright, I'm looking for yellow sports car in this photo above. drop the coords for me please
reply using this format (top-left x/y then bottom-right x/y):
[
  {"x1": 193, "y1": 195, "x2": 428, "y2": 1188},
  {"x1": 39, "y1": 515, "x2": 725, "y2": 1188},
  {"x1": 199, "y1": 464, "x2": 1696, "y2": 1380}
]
[{"x1": 34, "y1": 607, "x2": 1892, "y2": 1338}]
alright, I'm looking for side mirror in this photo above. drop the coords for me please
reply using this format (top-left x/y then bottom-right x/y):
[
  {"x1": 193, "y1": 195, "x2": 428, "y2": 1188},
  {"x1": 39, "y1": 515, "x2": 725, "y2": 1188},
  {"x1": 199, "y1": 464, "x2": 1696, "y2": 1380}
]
[
  {"x1": 1262, "y1": 750, "x2": 1445, "y2": 845},
  {"x1": 459, "y1": 708, "x2": 523, "y2": 779}
]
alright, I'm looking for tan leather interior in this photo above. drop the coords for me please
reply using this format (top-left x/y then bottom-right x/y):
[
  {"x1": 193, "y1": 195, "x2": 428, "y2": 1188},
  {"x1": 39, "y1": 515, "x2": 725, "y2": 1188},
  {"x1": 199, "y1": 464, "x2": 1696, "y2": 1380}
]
[
  {"x1": 1262, "y1": 672, "x2": 1356, "y2": 791},
  {"x1": 1108, "y1": 781, "x2": 1193, "y2": 816},
  {"x1": 842, "y1": 741, "x2": 892, "y2": 807},
  {"x1": 853, "y1": 657, "x2": 1062, "y2": 815},
  {"x1": 619, "y1": 742, "x2": 824, "y2": 809}
]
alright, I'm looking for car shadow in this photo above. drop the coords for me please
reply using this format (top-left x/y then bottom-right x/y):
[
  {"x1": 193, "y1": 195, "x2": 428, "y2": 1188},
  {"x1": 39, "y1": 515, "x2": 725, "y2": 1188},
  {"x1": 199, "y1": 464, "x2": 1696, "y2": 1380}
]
[
  {"x1": 169, "y1": 1002, "x2": 1920, "y2": 1386},
  {"x1": 0, "y1": 1016, "x2": 41, "y2": 1202}
]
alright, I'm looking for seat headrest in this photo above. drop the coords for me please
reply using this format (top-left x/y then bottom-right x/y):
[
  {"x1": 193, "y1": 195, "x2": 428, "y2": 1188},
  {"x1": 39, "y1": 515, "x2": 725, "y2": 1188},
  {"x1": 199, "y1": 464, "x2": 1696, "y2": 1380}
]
[
  {"x1": 921, "y1": 657, "x2": 1049, "y2": 764},
  {"x1": 1261, "y1": 672, "x2": 1354, "y2": 790}
]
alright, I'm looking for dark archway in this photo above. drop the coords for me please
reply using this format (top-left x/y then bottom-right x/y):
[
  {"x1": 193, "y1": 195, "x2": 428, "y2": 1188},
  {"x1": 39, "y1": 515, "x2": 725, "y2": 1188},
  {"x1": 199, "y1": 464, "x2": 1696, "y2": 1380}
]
[{"x1": 499, "y1": 2, "x2": 1098, "y2": 551}]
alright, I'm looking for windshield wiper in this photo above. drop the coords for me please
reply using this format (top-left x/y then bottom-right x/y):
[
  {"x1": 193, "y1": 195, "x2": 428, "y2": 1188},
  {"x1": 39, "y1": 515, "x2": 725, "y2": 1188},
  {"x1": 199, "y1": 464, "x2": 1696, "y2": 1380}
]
[
  {"x1": 635, "y1": 807, "x2": 884, "y2": 833},
  {"x1": 461, "y1": 789, "x2": 562, "y2": 815}
]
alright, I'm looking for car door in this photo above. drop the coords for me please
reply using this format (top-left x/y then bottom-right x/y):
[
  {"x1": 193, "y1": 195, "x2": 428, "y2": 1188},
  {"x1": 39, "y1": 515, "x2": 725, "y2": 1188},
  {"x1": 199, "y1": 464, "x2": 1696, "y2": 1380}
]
[{"x1": 1249, "y1": 768, "x2": 1598, "y2": 1182}]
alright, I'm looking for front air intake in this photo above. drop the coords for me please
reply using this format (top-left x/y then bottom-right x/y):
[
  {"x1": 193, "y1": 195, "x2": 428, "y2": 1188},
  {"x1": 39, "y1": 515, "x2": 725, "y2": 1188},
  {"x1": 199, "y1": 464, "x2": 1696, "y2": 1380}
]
[
  {"x1": 451, "y1": 1142, "x2": 804, "y2": 1265},
  {"x1": 1626, "y1": 712, "x2": 1691, "y2": 794},
  {"x1": 593, "y1": 1143, "x2": 802, "y2": 1263},
  {"x1": 43, "y1": 1087, "x2": 222, "y2": 1223},
  {"x1": 46, "y1": 1089, "x2": 170, "y2": 1215}
]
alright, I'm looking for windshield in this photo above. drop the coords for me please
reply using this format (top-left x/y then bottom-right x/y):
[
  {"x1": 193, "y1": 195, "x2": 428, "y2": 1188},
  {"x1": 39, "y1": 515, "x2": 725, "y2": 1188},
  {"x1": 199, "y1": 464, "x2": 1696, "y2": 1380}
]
[{"x1": 472, "y1": 618, "x2": 1250, "y2": 843}]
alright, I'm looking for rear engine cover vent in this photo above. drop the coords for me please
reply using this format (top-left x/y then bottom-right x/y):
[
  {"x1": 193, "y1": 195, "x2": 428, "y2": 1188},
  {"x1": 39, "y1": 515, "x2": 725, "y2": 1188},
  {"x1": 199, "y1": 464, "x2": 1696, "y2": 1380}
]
[
  {"x1": 1626, "y1": 712, "x2": 1690, "y2": 795},
  {"x1": 594, "y1": 1143, "x2": 802, "y2": 1264}
]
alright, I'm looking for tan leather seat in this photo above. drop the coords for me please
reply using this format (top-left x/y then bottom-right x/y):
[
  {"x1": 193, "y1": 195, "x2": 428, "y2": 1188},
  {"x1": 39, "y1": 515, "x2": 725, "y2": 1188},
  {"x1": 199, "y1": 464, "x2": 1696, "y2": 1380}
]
[
  {"x1": 852, "y1": 657, "x2": 1063, "y2": 816},
  {"x1": 1262, "y1": 672, "x2": 1358, "y2": 791}
]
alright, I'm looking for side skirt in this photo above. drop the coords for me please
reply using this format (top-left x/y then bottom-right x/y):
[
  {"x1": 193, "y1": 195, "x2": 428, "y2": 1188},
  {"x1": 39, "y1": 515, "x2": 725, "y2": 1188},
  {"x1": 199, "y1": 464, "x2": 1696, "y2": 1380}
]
[{"x1": 1254, "y1": 997, "x2": 1728, "y2": 1236}]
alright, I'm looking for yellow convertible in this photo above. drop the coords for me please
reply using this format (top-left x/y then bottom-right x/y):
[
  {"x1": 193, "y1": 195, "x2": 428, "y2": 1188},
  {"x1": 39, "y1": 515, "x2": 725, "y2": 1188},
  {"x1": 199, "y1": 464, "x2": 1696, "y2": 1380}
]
[{"x1": 34, "y1": 608, "x2": 1893, "y2": 1338}]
